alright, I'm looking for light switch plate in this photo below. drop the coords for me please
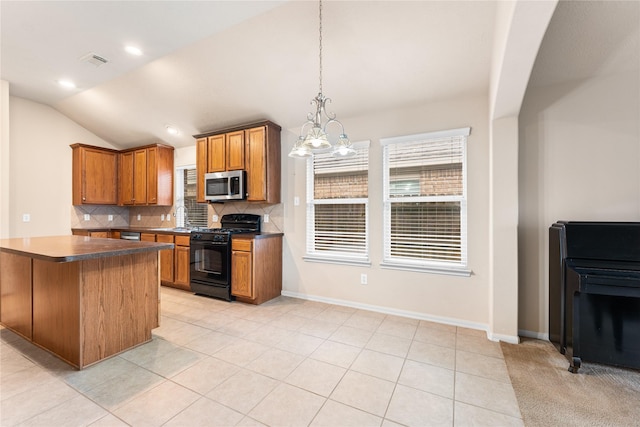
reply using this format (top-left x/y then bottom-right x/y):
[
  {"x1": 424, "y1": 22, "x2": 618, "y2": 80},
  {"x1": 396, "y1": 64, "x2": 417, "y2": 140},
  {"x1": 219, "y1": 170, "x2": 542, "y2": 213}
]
[
  {"x1": 108, "y1": 214, "x2": 113, "y2": 221},
  {"x1": 212, "y1": 214, "x2": 219, "y2": 222},
  {"x1": 22, "y1": 213, "x2": 30, "y2": 222},
  {"x1": 294, "y1": 196, "x2": 300, "y2": 206},
  {"x1": 264, "y1": 214, "x2": 270, "y2": 223},
  {"x1": 137, "y1": 214, "x2": 141, "y2": 221},
  {"x1": 83, "y1": 214, "x2": 90, "y2": 221}
]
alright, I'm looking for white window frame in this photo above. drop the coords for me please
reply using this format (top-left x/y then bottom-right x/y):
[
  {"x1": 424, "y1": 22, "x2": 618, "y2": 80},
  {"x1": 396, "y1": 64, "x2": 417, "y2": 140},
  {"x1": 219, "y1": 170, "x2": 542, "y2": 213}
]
[
  {"x1": 175, "y1": 164, "x2": 208, "y2": 228},
  {"x1": 380, "y1": 127, "x2": 471, "y2": 276},
  {"x1": 303, "y1": 141, "x2": 371, "y2": 266}
]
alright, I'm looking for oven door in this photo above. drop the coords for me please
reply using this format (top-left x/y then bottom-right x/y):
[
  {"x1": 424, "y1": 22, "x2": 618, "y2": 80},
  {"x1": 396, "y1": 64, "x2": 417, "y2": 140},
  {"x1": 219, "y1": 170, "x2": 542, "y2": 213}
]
[{"x1": 190, "y1": 239, "x2": 230, "y2": 286}]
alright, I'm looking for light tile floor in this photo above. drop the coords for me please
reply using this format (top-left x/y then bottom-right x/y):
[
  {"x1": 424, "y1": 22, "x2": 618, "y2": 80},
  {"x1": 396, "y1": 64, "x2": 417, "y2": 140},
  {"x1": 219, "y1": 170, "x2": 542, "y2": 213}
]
[{"x1": 1, "y1": 287, "x2": 523, "y2": 426}]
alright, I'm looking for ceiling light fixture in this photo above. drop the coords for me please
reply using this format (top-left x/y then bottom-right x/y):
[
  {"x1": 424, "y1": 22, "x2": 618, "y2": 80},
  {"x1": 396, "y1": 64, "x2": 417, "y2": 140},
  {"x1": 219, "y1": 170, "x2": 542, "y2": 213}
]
[
  {"x1": 165, "y1": 125, "x2": 180, "y2": 135},
  {"x1": 289, "y1": 0, "x2": 355, "y2": 159},
  {"x1": 57, "y1": 79, "x2": 76, "y2": 89},
  {"x1": 125, "y1": 45, "x2": 143, "y2": 56}
]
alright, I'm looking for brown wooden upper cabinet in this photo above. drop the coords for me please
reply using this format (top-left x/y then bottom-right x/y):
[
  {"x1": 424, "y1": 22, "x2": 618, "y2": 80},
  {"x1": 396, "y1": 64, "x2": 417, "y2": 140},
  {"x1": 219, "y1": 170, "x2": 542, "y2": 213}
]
[
  {"x1": 71, "y1": 144, "x2": 119, "y2": 205},
  {"x1": 195, "y1": 120, "x2": 281, "y2": 204},
  {"x1": 119, "y1": 144, "x2": 174, "y2": 206},
  {"x1": 206, "y1": 130, "x2": 245, "y2": 172}
]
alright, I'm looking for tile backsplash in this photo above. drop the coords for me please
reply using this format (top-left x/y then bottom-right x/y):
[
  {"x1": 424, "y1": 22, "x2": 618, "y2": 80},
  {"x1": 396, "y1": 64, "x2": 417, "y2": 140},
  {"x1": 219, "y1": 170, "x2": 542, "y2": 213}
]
[
  {"x1": 128, "y1": 206, "x2": 175, "y2": 228},
  {"x1": 73, "y1": 203, "x2": 283, "y2": 233},
  {"x1": 208, "y1": 202, "x2": 283, "y2": 233},
  {"x1": 71, "y1": 206, "x2": 129, "y2": 229}
]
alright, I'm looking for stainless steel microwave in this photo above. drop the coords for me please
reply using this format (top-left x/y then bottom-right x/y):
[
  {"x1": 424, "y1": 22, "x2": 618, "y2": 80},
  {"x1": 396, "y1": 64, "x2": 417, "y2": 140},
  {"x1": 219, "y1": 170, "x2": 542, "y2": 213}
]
[{"x1": 204, "y1": 170, "x2": 246, "y2": 202}]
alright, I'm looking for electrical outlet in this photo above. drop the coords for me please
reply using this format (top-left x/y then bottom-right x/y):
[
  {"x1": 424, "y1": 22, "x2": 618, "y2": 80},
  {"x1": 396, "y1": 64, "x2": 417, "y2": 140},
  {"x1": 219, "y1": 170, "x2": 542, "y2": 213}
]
[
  {"x1": 84, "y1": 214, "x2": 90, "y2": 221},
  {"x1": 22, "y1": 213, "x2": 30, "y2": 222},
  {"x1": 137, "y1": 214, "x2": 141, "y2": 221},
  {"x1": 360, "y1": 274, "x2": 368, "y2": 285},
  {"x1": 161, "y1": 214, "x2": 165, "y2": 221},
  {"x1": 212, "y1": 214, "x2": 219, "y2": 222},
  {"x1": 108, "y1": 214, "x2": 113, "y2": 221},
  {"x1": 264, "y1": 214, "x2": 270, "y2": 223}
]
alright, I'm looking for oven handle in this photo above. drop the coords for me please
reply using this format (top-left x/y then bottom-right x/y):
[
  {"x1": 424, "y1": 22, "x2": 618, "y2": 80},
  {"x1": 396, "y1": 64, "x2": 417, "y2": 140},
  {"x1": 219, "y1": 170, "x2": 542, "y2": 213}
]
[{"x1": 190, "y1": 240, "x2": 229, "y2": 247}]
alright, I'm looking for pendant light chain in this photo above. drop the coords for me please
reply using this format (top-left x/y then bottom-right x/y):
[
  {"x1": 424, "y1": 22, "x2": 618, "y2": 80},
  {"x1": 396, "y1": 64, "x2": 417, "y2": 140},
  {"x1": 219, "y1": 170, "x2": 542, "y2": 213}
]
[
  {"x1": 318, "y1": 0, "x2": 323, "y2": 95},
  {"x1": 289, "y1": 0, "x2": 356, "y2": 158}
]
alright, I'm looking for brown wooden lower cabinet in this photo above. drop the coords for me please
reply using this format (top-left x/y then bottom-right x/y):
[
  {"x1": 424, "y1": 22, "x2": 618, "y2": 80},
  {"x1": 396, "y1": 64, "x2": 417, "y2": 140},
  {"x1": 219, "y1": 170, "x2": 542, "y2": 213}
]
[
  {"x1": 173, "y1": 235, "x2": 191, "y2": 290},
  {"x1": 0, "y1": 249, "x2": 160, "y2": 369},
  {"x1": 156, "y1": 234, "x2": 190, "y2": 291},
  {"x1": 141, "y1": 233, "x2": 156, "y2": 242},
  {"x1": 71, "y1": 230, "x2": 119, "y2": 239},
  {"x1": 156, "y1": 234, "x2": 175, "y2": 285},
  {"x1": 231, "y1": 234, "x2": 282, "y2": 305}
]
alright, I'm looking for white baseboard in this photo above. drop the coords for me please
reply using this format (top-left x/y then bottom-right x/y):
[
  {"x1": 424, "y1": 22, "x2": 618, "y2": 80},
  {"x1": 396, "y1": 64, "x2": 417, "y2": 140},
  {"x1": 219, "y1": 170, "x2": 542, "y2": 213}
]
[
  {"x1": 518, "y1": 329, "x2": 549, "y2": 341},
  {"x1": 280, "y1": 290, "x2": 519, "y2": 344}
]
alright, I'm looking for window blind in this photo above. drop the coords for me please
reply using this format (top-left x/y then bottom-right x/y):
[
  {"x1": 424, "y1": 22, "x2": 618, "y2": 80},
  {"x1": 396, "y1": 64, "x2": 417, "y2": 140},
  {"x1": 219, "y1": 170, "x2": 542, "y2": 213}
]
[
  {"x1": 381, "y1": 128, "x2": 469, "y2": 273},
  {"x1": 305, "y1": 141, "x2": 370, "y2": 263}
]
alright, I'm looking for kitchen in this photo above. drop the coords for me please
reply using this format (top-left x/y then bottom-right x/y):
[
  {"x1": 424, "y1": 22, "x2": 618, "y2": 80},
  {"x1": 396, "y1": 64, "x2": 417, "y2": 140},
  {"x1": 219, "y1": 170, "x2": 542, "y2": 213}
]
[{"x1": 2, "y1": 0, "x2": 640, "y2": 425}]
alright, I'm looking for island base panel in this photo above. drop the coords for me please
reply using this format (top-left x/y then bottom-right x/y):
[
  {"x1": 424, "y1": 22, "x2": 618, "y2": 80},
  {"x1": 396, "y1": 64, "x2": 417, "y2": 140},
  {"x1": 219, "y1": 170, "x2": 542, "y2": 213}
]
[
  {"x1": 0, "y1": 252, "x2": 33, "y2": 340},
  {"x1": 81, "y1": 252, "x2": 159, "y2": 367}
]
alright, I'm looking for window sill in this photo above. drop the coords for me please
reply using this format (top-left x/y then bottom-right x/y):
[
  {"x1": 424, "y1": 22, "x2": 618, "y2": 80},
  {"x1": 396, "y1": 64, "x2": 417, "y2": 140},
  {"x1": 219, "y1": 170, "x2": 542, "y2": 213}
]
[
  {"x1": 303, "y1": 255, "x2": 372, "y2": 267},
  {"x1": 380, "y1": 261, "x2": 472, "y2": 277}
]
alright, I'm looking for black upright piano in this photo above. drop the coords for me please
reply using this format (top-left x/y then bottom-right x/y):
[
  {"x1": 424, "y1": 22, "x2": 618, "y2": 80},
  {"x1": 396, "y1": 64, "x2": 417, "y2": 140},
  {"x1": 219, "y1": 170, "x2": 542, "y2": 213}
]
[{"x1": 549, "y1": 221, "x2": 640, "y2": 373}]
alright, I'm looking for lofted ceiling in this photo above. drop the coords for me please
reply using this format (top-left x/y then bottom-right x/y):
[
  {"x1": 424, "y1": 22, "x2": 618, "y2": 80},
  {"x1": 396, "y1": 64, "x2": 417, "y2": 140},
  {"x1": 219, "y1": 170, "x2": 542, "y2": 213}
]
[
  {"x1": 1, "y1": 1, "x2": 637, "y2": 150},
  {"x1": 1, "y1": 0, "x2": 497, "y2": 149}
]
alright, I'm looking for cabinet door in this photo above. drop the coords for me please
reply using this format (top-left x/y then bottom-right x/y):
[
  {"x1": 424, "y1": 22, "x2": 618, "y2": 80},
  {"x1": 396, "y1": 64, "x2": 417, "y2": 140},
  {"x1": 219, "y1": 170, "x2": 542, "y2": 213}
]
[
  {"x1": 119, "y1": 151, "x2": 135, "y2": 205},
  {"x1": 156, "y1": 234, "x2": 174, "y2": 284},
  {"x1": 196, "y1": 138, "x2": 207, "y2": 203},
  {"x1": 174, "y1": 245, "x2": 191, "y2": 288},
  {"x1": 226, "y1": 131, "x2": 245, "y2": 170},
  {"x1": 246, "y1": 126, "x2": 267, "y2": 202},
  {"x1": 81, "y1": 147, "x2": 118, "y2": 205},
  {"x1": 146, "y1": 146, "x2": 157, "y2": 204},
  {"x1": 133, "y1": 149, "x2": 148, "y2": 205},
  {"x1": 231, "y1": 249, "x2": 253, "y2": 298},
  {"x1": 207, "y1": 134, "x2": 226, "y2": 172}
]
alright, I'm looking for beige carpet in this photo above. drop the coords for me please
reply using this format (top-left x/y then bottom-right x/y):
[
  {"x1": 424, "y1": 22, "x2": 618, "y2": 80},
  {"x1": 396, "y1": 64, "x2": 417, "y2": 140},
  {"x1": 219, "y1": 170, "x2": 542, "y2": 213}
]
[{"x1": 501, "y1": 338, "x2": 640, "y2": 426}]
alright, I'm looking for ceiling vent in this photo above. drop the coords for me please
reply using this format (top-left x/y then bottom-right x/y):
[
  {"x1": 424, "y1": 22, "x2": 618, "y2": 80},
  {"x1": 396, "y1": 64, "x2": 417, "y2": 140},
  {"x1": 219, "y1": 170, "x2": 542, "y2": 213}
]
[{"x1": 79, "y1": 52, "x2": 109, "y2": 67}]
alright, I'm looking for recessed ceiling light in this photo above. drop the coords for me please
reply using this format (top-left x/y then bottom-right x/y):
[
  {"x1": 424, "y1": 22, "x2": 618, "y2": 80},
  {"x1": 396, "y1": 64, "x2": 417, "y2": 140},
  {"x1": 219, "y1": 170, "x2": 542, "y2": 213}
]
[
  {"x1": 166, "y1": 125, "x2": 180, "y2": 135},
  {"x1": 57, "y1": 79, "x2": 76, "y2": 89},
  {"x1": 125, "y1": 45, "x2": 143, "y2": 56}
]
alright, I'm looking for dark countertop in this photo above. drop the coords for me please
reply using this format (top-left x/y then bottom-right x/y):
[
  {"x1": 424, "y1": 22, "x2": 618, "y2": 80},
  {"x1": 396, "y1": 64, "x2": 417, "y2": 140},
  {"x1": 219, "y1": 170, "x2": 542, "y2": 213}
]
[
  {"x1": 72, "y1": 227, "x2": 284, "y2": 237},
  {"x1": 232, "y1": 232, "x2": 284, "y2": 239},
  {"x1": 0, "y1": 235, "x2": 174, "y2": 263},
  {"x1": 72, "y1": 226, "x2": 191, "y2": 235}
]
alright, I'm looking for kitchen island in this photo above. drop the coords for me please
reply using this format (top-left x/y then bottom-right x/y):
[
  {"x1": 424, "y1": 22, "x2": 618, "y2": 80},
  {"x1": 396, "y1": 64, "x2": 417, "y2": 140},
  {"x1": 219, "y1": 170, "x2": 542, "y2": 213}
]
[{"x1": 0, "y1": 235, "x2": 173, "y2": 369}]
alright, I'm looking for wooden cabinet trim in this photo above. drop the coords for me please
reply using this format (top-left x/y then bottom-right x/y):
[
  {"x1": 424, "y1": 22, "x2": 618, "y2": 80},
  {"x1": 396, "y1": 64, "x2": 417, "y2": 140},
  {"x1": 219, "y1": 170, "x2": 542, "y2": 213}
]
[{"x1": 194, "y1": 120, "x2": 281, "y2": 139}]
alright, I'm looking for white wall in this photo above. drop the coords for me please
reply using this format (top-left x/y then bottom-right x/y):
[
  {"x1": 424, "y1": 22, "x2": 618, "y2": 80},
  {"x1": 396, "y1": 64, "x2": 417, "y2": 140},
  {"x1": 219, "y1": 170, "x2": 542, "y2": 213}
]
[
  {"x1": 518, "y1": 69, "x2": 640, "y2": 336},
  {"x1": 1, "y1": 81, "x2": 10, "y2": 238},
  {"x1": 282, "y1": 95, "x2": 492, "y2": 330},
  {"x1": 7, "y1": 96, "x2": 117, "y2": 238}
]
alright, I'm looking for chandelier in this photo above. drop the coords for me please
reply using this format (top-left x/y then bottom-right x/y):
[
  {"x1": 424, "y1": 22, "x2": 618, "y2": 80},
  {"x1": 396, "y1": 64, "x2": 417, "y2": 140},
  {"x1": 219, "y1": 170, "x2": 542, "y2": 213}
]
[{"x1": 289, "y1": 0, "x2": 355, "y2": 158}]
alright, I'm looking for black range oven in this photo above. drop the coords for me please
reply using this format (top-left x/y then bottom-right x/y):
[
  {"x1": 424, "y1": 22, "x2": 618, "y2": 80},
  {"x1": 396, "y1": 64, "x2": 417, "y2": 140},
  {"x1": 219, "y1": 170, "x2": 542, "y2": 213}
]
[{"x1": 190, "y1": 213, "x2": 261, "y2": 301}]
